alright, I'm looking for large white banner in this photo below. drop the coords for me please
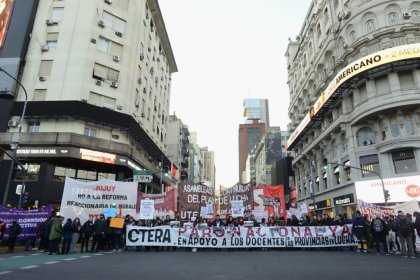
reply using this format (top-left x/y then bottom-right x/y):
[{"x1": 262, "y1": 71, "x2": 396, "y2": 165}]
[
  {"x1": 355, "y1": 175, "x2": 420, "y2": 203},
  {"x1": 126, "y1": 225, "x2": 357, "y2": 248},
  {"x1": 60, "y1": 177, "x2": 137, "y2": 222}
]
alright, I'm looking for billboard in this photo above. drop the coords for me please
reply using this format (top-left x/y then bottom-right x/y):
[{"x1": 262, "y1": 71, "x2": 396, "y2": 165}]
[
  {"x1": 355, "y1": 175, "x2": 420, "y2": 204},
  {"x1": 0, "y1": 0, "x2": 14, "y2": 48}
]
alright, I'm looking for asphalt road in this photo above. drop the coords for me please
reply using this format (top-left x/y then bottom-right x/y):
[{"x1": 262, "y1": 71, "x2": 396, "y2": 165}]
[{"x1": 0, "y1": 249, "x2": 418, "y2": 280}]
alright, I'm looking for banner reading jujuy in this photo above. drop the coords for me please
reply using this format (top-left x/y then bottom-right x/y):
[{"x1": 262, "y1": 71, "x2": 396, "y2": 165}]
[
  {"x1": 219, "y1": 183, "x2": 253, "y2": 218},
  {"x1": 60, "y1": 177, "x2": 137, "y2": 222},
  {"x1": 126, "y1": 225, "x2": 356, "y2": 248},
  {"x1": 178, "y1": 183, "x2": 215, "y2": 221}
]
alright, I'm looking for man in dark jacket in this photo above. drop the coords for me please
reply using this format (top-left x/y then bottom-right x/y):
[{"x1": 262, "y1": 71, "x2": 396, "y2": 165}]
[
  {"x1": 80, "y1": 218, "x2": 94, "y2": 253},
  {"x1": 352, "y1": 211, "x2": 369, "y2": 253},
  {"x1": 61, "y1": 218, "x2": 73, "y2": 254},
  {"x1": 370, "y1": 213, "x2": 389, "y2": 255},
  {"x1": 91, "y1": 214, "x2": 107, "y2": 252},
  {"x1": 393, "y1": 211, "x2": 415, "y2": 258},
  {"x1": 8, "y1": 221, "x2": 22, "y2": 253}
]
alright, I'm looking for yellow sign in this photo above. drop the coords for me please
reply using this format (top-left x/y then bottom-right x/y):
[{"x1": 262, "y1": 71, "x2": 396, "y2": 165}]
[
  {"x1": 110, "y1": 217, "x2": 124, "y2": 229},
  {"x1": 286, "y1": 43, "x2": 420, "y2": 150}
]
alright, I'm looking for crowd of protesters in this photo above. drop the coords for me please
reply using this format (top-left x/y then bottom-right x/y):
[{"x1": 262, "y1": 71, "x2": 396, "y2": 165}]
[{"x1": 0, "y1": 210, "x2": 419, "y2": 257}]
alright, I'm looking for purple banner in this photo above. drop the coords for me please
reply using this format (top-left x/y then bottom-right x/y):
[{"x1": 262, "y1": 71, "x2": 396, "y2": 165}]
[{"x1": 0, "y1": 205, "x2": 52, "y2": 241}]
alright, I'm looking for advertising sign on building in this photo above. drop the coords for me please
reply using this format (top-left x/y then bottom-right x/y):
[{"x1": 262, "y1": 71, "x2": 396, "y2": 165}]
[{"x1": 355, "y1": 175, "x2": 420, "y2": 204}]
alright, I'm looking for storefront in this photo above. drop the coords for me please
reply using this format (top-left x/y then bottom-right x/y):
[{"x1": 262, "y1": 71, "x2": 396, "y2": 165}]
[
  {"x1": 333, "y1": 193, "x2": 356, "y2": 218},
  {"x1": 309, "y1": 198, "x2": 333, "y2": 217}
]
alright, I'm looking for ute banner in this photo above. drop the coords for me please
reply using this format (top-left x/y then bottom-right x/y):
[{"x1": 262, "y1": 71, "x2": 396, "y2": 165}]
[
  {"x1": 60, "y1": 177, "x2": 137, "y2": 221},
  {"x1": 126, "y1": 225, "x2": 357, "y2": 248},
  {"x1": 178, "y1": 183, "x2": 216, "y2": 221}
]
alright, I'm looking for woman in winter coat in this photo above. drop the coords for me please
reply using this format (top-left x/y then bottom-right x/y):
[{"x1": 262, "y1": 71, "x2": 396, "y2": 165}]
[
  {"x1": 49, "y1": 216, "x2": 63, "y2": 255},
  {"x1": 61, "y1": 218, "x2": 73, "y2": 254},
  {"x1": 69, "y1": 217, "x2": 81, "y2": 253}
]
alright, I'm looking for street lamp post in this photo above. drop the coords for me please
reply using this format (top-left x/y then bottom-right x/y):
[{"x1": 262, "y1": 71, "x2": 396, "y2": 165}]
[
  {"x1": 0, "y1": 67, "x2": 28, "y2": 208},
  {"x1": 323, "y1": 159, "x2": 388, "y2": 206}
]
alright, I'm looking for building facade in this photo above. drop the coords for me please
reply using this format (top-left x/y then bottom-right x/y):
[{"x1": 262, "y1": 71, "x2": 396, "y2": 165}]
[
  {"x1": 286, "y1": 0, "x2": 420, "y2": 217},
  {"x1": 238, "y1": 121, "x2": 266, "y2": 184},
  {"x1": 0, "y1": 0, "x2": 177, "y2": 207},
  {"x1": 188, "y1": 132, "x2": 203, "y2": 184},
  {"x1": 166, "y1": 114, "x2": 190, "y2": 182},
  {"x1": 200, "y1": 147, "x2": 215, "y2": 188},
  {"x1": 243, "y1": 98, "x2": 270, "y2": 127}
]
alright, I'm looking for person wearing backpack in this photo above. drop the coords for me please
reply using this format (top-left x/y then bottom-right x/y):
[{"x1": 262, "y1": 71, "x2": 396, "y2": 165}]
[
  {"x1": 8, "y1": 220, "x2": 22, "y2": 253},
  {"x1": 393, "y1": 211, "x2": 415, "y2": 258},
  {"x1": 370, "y1": 213, "x2": 389, "y2": 255}
]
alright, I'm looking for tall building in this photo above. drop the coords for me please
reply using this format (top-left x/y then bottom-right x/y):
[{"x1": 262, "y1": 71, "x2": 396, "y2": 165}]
[
  {"x1": 200, "y1": 147, "x2": 215, "y2": 188},
  {"x1": 286, "y1": 0, "x2": 420, "y2": 217},
  {"x1": 280, "y1": 130, "x2": 292, "y2": 158},
  {"x1": 166, "y1": 115, "x2": 189, "y2": 182},
  {"x1": 243, "y1": 98, "x2": 270, "y2": 127},
  {"x1": 188, "y1": 132, "x2": 203, "y2": 184},
  {"x1": 0, "y1": 0, "x2": 177, "y2": 206},
  {"x1": 238, "y1": 121, "x2": 266, "y2": 184},
  {"x1": 254, "y1": 127, "x2": 282, "y2": 185}
]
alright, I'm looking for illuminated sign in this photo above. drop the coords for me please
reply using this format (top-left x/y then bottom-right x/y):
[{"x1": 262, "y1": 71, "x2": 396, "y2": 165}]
[
  {"x1": 287, "y1": 43, "x2": 420, "y2": 150},
  {"x1": 17, "y1": 148, "x2": 57, "y2": 155},
  {"x1": 127, "y1": 160, "x2": 141, "y2": 171},
  {"x1": 80, "y1": 148, "x2": 116, "y2": 164},
  {"x1": 0, "y1": 0, "x2": 14, "y2": 47}
]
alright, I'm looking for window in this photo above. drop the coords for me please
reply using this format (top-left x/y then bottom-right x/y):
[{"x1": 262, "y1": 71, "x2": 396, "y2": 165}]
[
  {"x1": 388, "y1": 13, "x2": 398, "y2": 25},
  {"x1": 324, "y1": 8, "x2": 329, "y2": 25},
  {"x1": 102, "y1": 11, "x2": 126, "y2": 34},
  {"x1": 46, "y1": 33, "x2": 59, "y2": 48},
  {"x1": 317, "y1": 24, "x2": 322, "y2": 37},
  {"x1": 344, "y1": 161, "x2": 351, "y2": 181},
  {"x1": 357, "y1": 127, "x2": 376, "y2": 146},
  {"x1": 27, "y1": 121, "x2": 40, "y2": 132},
  {"x1": 405, "y1": 117, "x2": 415, "y2": 135},
  {"x1": 53, "y1": 166, "x2": 76, "y2": 184},
  {"x1": 97, "y1": 36, "x2": 123, "y2": 57},
  {"x1": 391, "y1": 123, "x2": 400, "y2": 137},
  {"x1": 375, "y1": 75, "x2": 390, "y2": 95},
  {"x1": 51, "y1": 7, "x2": 64, "y2": 22},
  {"x1": 412, "y1": 10, "x2": 420, "y2": 23},
  {"x1": 398, "y1": 71, "x2": 415, "y2": 90},
  {"x1": 360, "y1": 154, "x2": 380, "y2": 177},
  {"x1": 88, "y1": 92, "x2": 116, "y2": 110},
  {"x1": 14, "y1": 164, "x2": 41, "y2": 181},
  {"x1": 392, "y1": 150, "x2": 417, "y2": 174},
  {"x1": 33, "y1": 89, "x2": 47, "y2": 101},
  {"x1": 84, "y1": 127, "x2": 97, "y2": 137},
  {"x1": 39, "y1": 60, "x2": 53, "y2": 77},
  {"x1": 365, "y1": 19, "x2": 376, "y2": 33},
  {"x1": 358, "y1": 83, "x2": 367, "y2": 102},
  {"x1": 92, "y1": 63, "x2": 119, "y2": 82}
]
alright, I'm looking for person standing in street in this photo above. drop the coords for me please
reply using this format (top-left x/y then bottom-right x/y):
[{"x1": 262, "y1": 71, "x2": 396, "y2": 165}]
[
  {"x1": 69, "y1": 217, "x2": 81, "y2": 253},
  {"x1": 0, "y1": 220, "x2": 5, "y2": 245},
  {"x1": 370, "y1": 213, "x2": 389, "y2": 255},
  {"x1": 8, "y1": 221, "x2": 22, "y2": 253},
  {"x1": 49, "y1": 216, "x2": 63, "y2": 255},
  {"x1": 393, "y1": 211, "x2": 415, "y2": 258},
  {"x1": 91, "y1": 214, "x2": 107, "y2": 252},
  {"x1": 80, "y1": 218, "x2": 94, "y2": 253},
  {"x1": 61, "y1": 218, "x2": 73, "y2": 254},
  {"x1": 352, "y1": 210, "x2": 369, "y2": 253}
]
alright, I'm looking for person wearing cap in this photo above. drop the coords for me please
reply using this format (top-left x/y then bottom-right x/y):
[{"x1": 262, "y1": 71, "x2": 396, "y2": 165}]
[
  {"x1": 370, "y1": 213, "x2": 389, "y2": 255},
  {"x1": 352, "y1": 210, "x2": 369, "y2": 253}
]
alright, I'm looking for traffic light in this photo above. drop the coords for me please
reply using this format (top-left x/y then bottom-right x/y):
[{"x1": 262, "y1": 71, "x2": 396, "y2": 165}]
[
  {"x1": 384, "y1": 190, "x2": 390, "y2": 202},
  {"x1": 322, "y1": 158, "x2": 328, "y2": 170}
]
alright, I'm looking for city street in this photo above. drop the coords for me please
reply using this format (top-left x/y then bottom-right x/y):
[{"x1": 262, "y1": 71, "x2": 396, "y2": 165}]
[{"x1": 0, "y1": 249, "x2": 418, "y2": 280}]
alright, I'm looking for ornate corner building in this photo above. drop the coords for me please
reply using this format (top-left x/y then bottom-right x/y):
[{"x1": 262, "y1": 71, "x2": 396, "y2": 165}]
[{"x1": 286, "y1": 0, "x2": 420, "y2": 216}]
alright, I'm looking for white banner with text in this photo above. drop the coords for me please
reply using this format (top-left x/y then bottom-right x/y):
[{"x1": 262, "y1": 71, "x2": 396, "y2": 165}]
[{"x1": 126, "y1": 225, "x2": 357, "y2": 248}]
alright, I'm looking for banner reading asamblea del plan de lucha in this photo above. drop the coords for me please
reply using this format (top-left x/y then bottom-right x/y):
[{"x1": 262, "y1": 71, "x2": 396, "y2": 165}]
[
  {"x1": 126, "y1": 225, "x2": 357, "y2": 248},
  {"x1": 60, "y1": 178, "x2": 137, "y2": 221}
]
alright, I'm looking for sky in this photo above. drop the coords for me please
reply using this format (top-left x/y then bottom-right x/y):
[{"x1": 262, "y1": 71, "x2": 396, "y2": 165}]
[{"x1": 158, "y1": 0, "x2": 312, "y2": 188}]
